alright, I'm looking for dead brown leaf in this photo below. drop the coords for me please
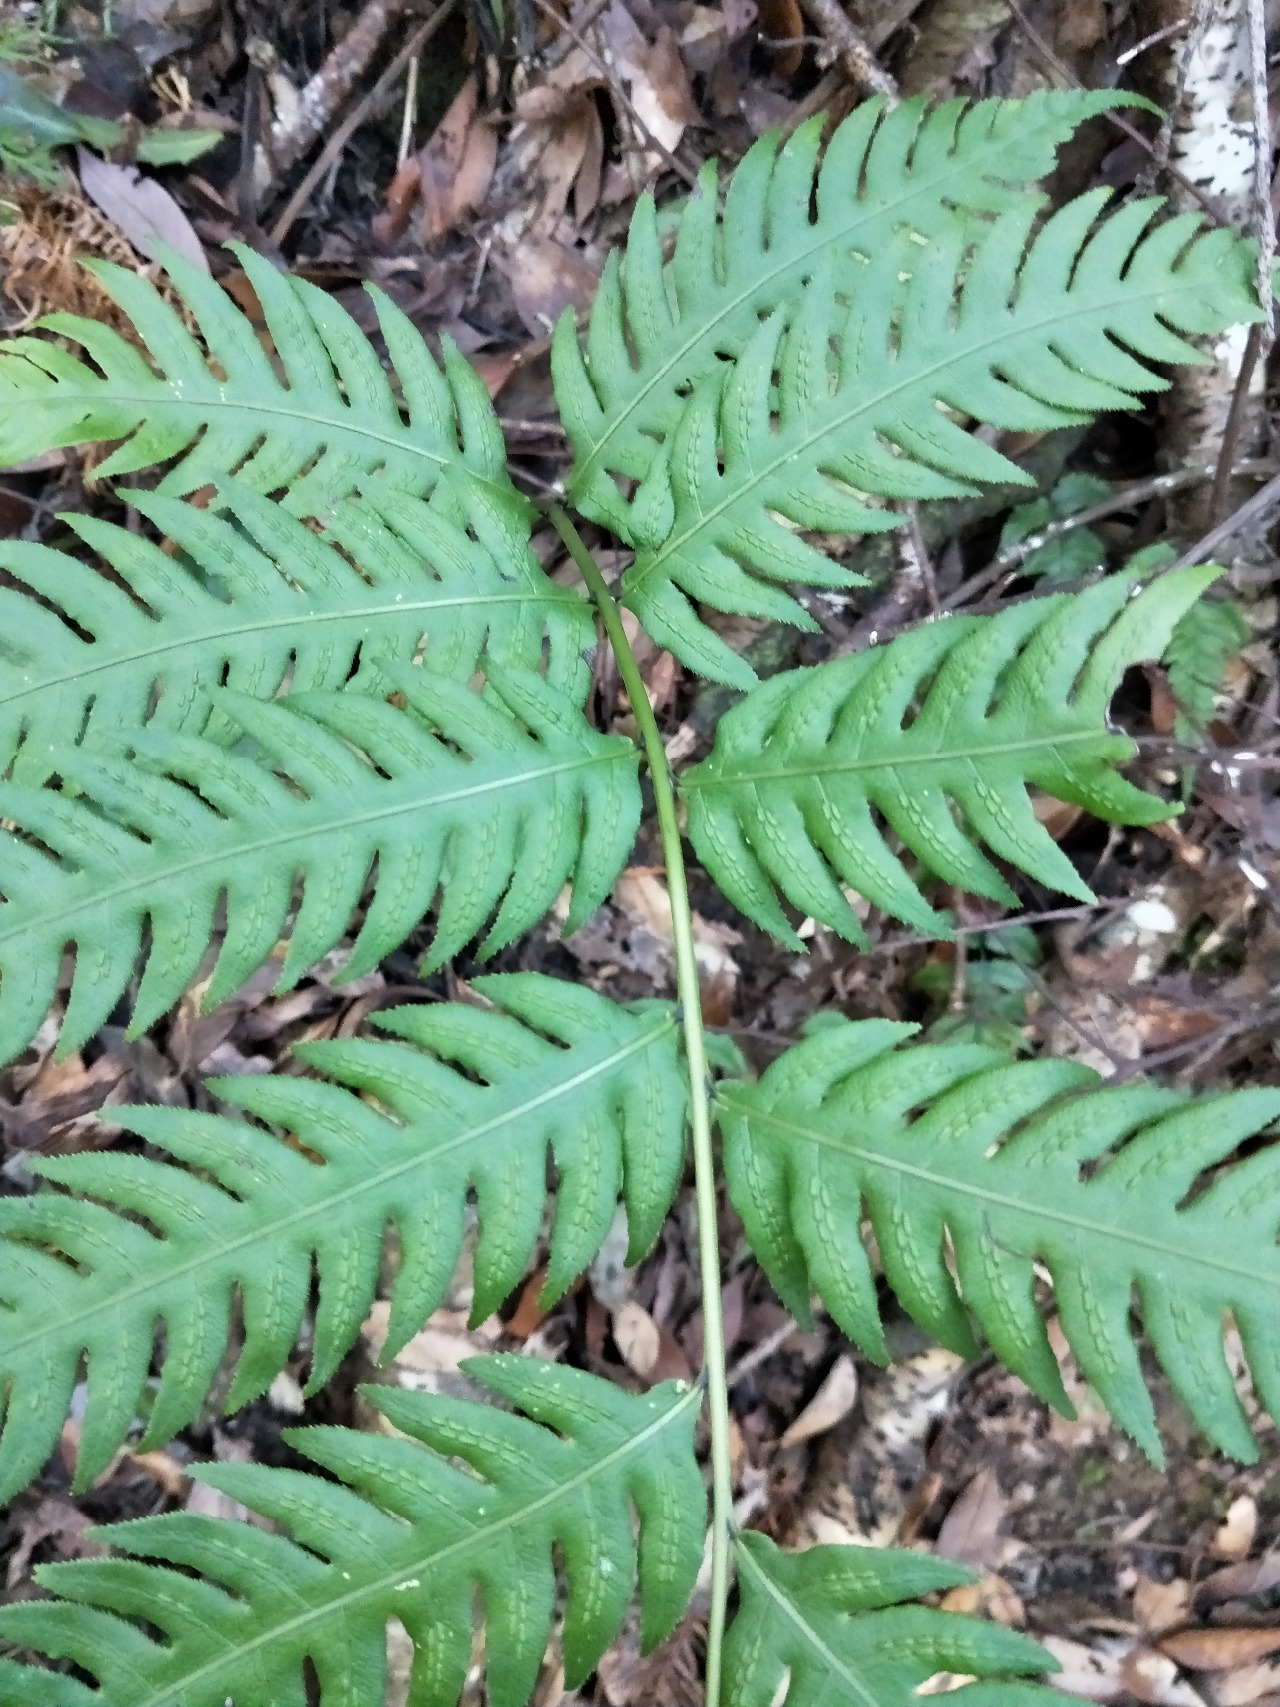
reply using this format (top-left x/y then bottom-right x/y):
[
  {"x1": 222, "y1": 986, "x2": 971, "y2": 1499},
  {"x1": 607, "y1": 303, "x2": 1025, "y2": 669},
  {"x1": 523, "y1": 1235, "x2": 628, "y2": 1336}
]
[
  {"x1": 6, "y1": 1498, "x2": 107, "y2": 1587},
  {"x1": 1213, "y1": 1496, "x2": 1259, "y2": 1562},
  {"x1": 1120, "y1": 1645, "x2": 1206, "y2": 1707},
  {"x1": 372, "y1": 154, "x2": 423, "y2": 247},
  {"x1": 757, "y1": 0, "x2": 805, "y2": 74},
  {"x1": 934, "y1": 1467, "x2": 1008, "y2": 1571},
  {"x1": 503, "y1": 235, "x2": 600, "y2": 335},
  {"x1": 1161, "y1": 1631, "x2": 1280, "y2": 1674},
  {"x1": 939, "y1": 1574, "x2": 1025, "y2": 1628},
  {"x1": 1199, "y1": 1555, "x2": 1280, "y2": 1606},
  {"x1": 418, "y1": 74, "x2": 497, "y2": 242},
  {"x1": 1207, "y1": 1662, "x2": 1280, "y2": 1706},
  {"x1": 780, "y1": 1354, "x2": 859, "y2": 1448},
  {"x1": 1134, "y1": 1576, "x2": 1193, "y2": 1638},
  {"x1": 76, "y1": 146, "x2": 208, "y2": 272},
  {"x1": 1038, "y1": 1635, "x2": 1126, "y2": 1702}
]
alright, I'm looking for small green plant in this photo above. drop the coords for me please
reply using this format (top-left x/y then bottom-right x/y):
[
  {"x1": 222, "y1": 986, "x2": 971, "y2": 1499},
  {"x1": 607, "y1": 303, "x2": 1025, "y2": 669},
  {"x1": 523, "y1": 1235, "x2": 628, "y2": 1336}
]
[{"x1": 0, "y1": 91, "x2": 1277, "y2": 1707}]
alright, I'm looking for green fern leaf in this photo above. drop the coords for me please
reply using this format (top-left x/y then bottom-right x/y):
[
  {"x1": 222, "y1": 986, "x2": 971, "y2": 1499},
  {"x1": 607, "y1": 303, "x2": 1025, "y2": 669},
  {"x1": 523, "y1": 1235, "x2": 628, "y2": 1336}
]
[
  {"x1": 0, "y1": 975, "x2": 684, "y2": 1500},
  {"x1": 726, "y1": 1531, "x2": 1054, "y2": 1707},
  {"x1": 1165, "y1": 593, "x2": 1250, "y2": 739},
  {"x1": 0, "y1": 478, "x2": 593, "y2": 781},
  {"x1": 0, "y1": 670, "x2": 637, "y2": 1066},
  {"x1": 593, "y1": 183, "x2": 1257, "y2": 683},
  {"x1": 0, "y1": 241, "x2": 519, "y2": 518},
  {"x1": 555, "y1": 91, "x2": 1139, "y2": 539},
  {"x1": 0, "y1": 1359, "x2": 704, "y2": 1707},
  {"x1": 681, "y1": 565, "x2": 1218, "y2": 946},
  {"x1": 716, "y1": 1020, "x2": 1280, "y2": 1463}
]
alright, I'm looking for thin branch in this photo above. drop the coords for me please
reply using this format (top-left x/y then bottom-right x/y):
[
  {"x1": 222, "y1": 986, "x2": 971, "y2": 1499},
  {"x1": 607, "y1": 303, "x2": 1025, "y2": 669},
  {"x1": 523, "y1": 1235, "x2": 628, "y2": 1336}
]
[
  {"x1": 268, "y1": 0, "x2": 459, "y2": 247},
  {"x1": 795, "y1": 0, "x2": 897, "y2": 95},
  {"x1": 1173, "y1": 468, "x2": 1280, "y2": 565}
]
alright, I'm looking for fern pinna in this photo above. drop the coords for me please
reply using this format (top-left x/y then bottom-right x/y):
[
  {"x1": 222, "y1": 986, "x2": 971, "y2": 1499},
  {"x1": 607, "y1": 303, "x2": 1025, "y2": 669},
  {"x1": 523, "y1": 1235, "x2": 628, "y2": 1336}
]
[{"x1": 0, "y1": 89, "x2": 1275, "y2": 1707}]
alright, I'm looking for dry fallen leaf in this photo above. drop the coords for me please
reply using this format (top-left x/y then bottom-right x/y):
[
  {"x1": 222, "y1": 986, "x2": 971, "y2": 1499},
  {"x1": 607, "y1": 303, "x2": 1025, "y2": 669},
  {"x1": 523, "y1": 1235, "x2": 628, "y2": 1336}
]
[
  {"x1": 503, "y1": 235, "x2": 600, "y2": 336},
  {"x1": 934, "y1": 1468, "x2": 1009, "y2": 1571},
  {"x1": 1207, "y1": 1661, "x2": 1280, "y2": 1707},
  {"x1": 372, "y1": 154, "x2": 422, "y2": 246},
  {"x1": 418, "y1": 74, "x2": 497, "y2": 242},
  {"x1": 76, "y1": 146, "x2": 208, "y2": 272},
  {"x1": 1038, "y1": 1636, "x2": 1126, "y2": 1702},
  {"x1": 613, "y1": 1300, "x2": 662, "y2": 1380},
  {"x1": 1160, "y1": 1630, "x2": 1280, "y2": 1673},
  {"x1": 1133, "y1": 1575, "x2": 1192, "y2": 1638},
  {"x1": 1120, "y1": 1645, "x2": 1205, "y2": 1707},
  {"x1": 1212, "y1": 1495, "x2": 1259, "y2": 1562},
  {"x1": 939, "y1": 1574, "x2": 1025, "y2": 1628},
  {"x1": 780, "y1": 1354, "x2": 859, "y2": 1447}
]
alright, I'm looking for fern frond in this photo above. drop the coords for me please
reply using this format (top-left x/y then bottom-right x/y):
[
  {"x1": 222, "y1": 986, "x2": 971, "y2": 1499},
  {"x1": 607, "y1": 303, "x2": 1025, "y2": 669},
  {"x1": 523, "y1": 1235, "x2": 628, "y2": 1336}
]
[
  {"x1": 0, "y1": 975, "x2": 684, "y2": 1500},
  {"x1": 726, "y1": 1531, "x2": 1054, "y2": 1707},
  {"x1": 596, "y1": 186, "x2": 1257, "y2": 683},
  {"x1": 555, "y1": 91, "x2": 1138, "y2": 538},
  {"x1": 0, "y1": 241, "x2": 519, "y2": 517},
  {"x1": 0, "y1": 670, "x2": 638, "y2": 1066},
  {"x1": 0, "y1": 1359, "x2": 704, "y2": 1707},
  {"x1": 1165, "y1": 591, "x2": 1250, "y2": 739},
  {"x1": 716, "y1": 1021, "x2": 1280, "y2": 1463},
  {"x1": 0, "y1": 479, "x2": 593, "y2": 781},
  {"x1": 681, "y1": 565, "x2": 1217, "y2": 946}
]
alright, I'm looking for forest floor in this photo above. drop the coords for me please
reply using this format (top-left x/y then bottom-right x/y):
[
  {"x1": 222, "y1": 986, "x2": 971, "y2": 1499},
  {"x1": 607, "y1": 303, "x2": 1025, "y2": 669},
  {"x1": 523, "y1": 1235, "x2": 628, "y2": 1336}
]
[{"x1": 2, "y1": 0, "x2": 1280, "y2": 1701}]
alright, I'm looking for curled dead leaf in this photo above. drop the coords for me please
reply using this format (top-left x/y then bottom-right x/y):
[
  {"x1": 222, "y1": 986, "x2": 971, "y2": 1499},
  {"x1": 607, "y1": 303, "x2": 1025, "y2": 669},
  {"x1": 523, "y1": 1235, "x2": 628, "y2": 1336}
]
[{"x1": 780, "y1": 1353, "x2": 859, "y2": 1447}]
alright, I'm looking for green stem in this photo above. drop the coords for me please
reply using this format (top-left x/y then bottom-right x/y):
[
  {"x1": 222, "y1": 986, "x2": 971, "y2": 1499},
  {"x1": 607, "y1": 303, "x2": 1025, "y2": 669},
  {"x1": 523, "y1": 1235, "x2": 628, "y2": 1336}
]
[{"x1": 547, "y1": 503, "x2": 733, "y2": 1707}]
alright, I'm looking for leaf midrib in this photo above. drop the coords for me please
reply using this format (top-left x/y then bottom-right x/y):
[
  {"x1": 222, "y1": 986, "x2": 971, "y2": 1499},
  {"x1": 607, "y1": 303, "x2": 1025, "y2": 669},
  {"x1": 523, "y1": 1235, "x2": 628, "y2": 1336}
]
[
  {"x1": 0, "y1": 744, "x2": 622, "y2": 949},
  {"x1": 126, "y1": 1380, "x2": 702, "y2": 1707},
  {"x1": 734, "y1": 1540, "x2": 883, "y2": 1707},
  {"x1": 570, "y1": 112, "x2": 1061, "y2": 496},
  {"x1": 26, "y1": 375, "x2": 518, "y2": 508},
  {"x1": 717, "y1": 1092, "x2": 1274, "y2": 1289},
  {"x1": 681, "y1": 725, "x2": 1123, "y2": 790},
  {"x1": 4, "y1": 1012, "x2": 676, "y2": 1358},
  {"x1": 625, "y1": 269, "x2": 1199, "y2": 596},
  {"x1": 1, "y1": 589, "x2": 579, "y2": 710}
]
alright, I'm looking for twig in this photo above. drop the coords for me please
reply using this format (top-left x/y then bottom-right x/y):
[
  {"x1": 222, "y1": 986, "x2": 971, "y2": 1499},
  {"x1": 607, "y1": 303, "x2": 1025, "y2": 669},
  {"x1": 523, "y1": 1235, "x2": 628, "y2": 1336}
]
[
  {"x1": 795, "y1": 0, "x2": 897, "y2": 95},
  {"x1": 268, "y1": 0, "x2": 459, "y2": 247},
  {"x1": 1116, "y1": 16, "x2": 1193, "y2": 67},
  {"x1": 936, "y1": 460, "x2": 1276, "y2": 614},
  {"x1": 539, "y1": 0, "x2": 615, "y2": 70},
  {"x1": 726, "y1": 1317, "x2": 802, "y2": 1389},
  {"x1": 396, "y1": 53, "x2": 419, "y2": 168},
  {"x1": 1003, "y1": 0, "x2": 1227, "y2": 224},
  {"x1": 1173, "y1": 468, "x2": 1280, "y2": 565},
  {"x1": 255, "y1": 0, "x2": 404, "y2": 202}
]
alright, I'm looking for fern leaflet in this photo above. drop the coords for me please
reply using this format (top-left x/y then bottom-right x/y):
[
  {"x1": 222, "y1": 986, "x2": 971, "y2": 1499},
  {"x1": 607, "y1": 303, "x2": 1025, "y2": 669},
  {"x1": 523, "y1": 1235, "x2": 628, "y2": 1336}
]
[
  {"x1": 554, "y1": 91, "x2": 1138, "y2": 538},
  {"x1": 726, "y1": 1532, "x2": 1054, "y2": 1707},
  {"x1": 0, "y1": 1359, "x2": 704, "y2": 1707},
  {"x1": 599, "y1": 191, "x2": 1257, "y2": 683},
  {"x1": 681, "y1": 564, "x2": 1217, "y2": 945},
  {"x1": 717, "y1": 1020, "x2": 1280, "y2": 1463},
  {"x1": 0, "y1": 670, "x2": 638, "y2": 1066},
  {"x1": 0, "y1": 975, "x2": 684, "y2": 1500},
  {"x1": 0, "y1": 478, "x2": 592, "y2": 782},
  {"x1": 0, "y1": 241, "x2": 519, "y2": 518}
]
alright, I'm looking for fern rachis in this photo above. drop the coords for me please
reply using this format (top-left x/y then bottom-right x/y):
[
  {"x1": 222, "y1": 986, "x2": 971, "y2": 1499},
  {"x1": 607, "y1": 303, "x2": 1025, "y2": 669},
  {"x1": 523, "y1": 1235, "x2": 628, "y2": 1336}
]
[{"x1": 0, "y1": 88, "x2": 1274, "y2": 1707}]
